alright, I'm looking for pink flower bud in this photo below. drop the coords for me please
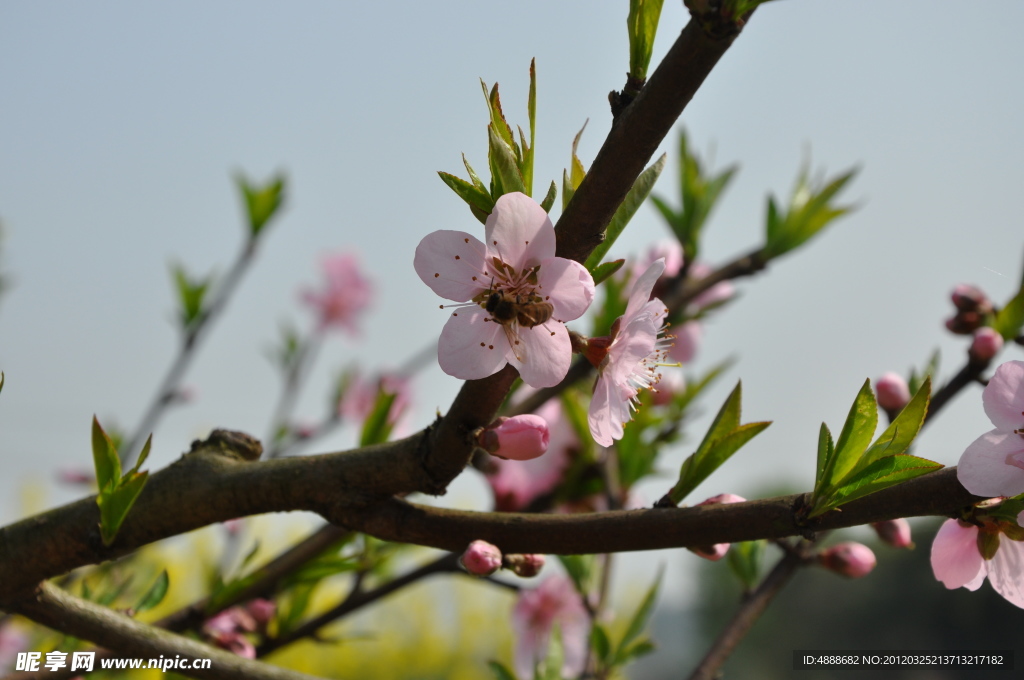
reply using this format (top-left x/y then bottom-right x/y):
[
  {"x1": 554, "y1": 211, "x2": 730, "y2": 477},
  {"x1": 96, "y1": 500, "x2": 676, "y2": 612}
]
[
  {"x1": 874, "y1": 373, "x2": 911, "y2": 412},
  {"x1": 460, "y1": 540, "x2": 503, "y2": 577},
  {"x1": 871, "y1": 518, "x2": 913, "y2": 549},
  {"x1": 480, "y1": 415, "x2": 550, "y2": 461},
  {"x1": 245, "y1": 598, "x2": 276, "y2": 627},
  {"x1": 688, "y1": 494, "x2": 746, "y2": 561},
  {"x1": 505, "y1": 553, "x2": 546, "y2": 578},
  {"x1": 819, "y1": 542, "x2": 876, "y2": 578},
  {"x1": 951, "y1": 284, "x2": 989, "y2": 312},
  {"x1": 969, "y1": 327, "x2": 1003, "y2": 363}
]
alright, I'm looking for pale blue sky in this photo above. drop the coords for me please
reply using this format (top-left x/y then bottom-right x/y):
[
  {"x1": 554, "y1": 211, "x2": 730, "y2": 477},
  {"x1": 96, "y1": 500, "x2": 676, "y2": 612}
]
[{"x1": 1, "y1": 2, "x2": 1022, "y2": 606}]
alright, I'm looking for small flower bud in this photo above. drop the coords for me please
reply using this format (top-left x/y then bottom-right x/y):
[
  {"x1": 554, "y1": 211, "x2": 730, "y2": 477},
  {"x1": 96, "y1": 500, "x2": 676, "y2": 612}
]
[
  {"x1": 460, "y1": 540, "x2": 503, "y2": 577},
  {"x1": 874, "y1": 373, "x2": 911, "y2": 412},
  {"x1": 819, "y1": 542, "x2": 876, "y2": 578},
  {"x1": 479, "y1": 415, "x2": 550, "y2": 461},
  {"x1": 951, "y1": 284, "x2": 990, "y2": 313},
  {"x1": 945, "y1": 310, "x2": 984, "y2": 335},
  {"x1": 688, "y1": 494, "x2": 746, "y2": 561},
  {"x1": 504, "y1": 553, "x2": 546, "y2": 578},
  {"x1": 245, "y1": 598, "x2": 276, "y2": 628},
  {"x1": 969, "y1": 327, "x2": 1003, "y2": 363},
  {"x1": 871, "y1": 518, "x2": 914, "y2": 549}
]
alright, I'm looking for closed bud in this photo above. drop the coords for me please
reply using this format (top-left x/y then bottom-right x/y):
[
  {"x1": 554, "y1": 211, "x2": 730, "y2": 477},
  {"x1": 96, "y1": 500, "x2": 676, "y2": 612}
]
[
  {"x1": 479, "y1": 415, "x2": 550, "y2": 461},
  {"x1": 969, "y1": 327, "x2": 1003, "y2": 363},
  {"x1": 688, "y1": 494, "x2": 746, "y2": 561},
  {"x1": 819, "y1": 542, "x2": 876, "y2": 578},
  {"x1": 951, "y1": 284, "x2": 990, "y2": 313},
  {"x1": 460, "y1": 540, "x2": 503, "y2": 577},
  {"x1": 871, "y1": 518, "x2": 914, "y2": 549},
  {"x1": 875, "y1": 373, "x2": 911, "y2": 412},
  {"x1": 505, "y1": 553, "x2": 546, "y2": 578},
  {"x1": 946, "y1": 310, "x2": 984, "y2": 335}
]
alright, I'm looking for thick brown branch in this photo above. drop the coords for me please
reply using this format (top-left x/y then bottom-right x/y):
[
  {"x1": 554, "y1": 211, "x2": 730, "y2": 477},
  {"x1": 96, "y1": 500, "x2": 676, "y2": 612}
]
[{"x1": 9, "y1": 582, "x2": 324, "y2": 680}]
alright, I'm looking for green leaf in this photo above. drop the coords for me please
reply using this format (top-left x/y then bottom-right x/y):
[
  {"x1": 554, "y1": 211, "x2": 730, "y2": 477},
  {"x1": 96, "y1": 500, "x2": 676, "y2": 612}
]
[
  {"x1": 557, "y1": 554, "x2": 595, "y2": 595},
  {"x1": 727, "y1": 540, "x2": 766, "y2": 590},
  {"x1": 286, "y1": 555, "x2": 361, "y2": 584},
  {"x1": 488, "y1": 125, "x2": 527, "y2": 196},
  {"x1": 617, "y1": 639, "x2": 657, "y2": 664},
  {"x1": 481, "y1": 80, "x2": 516, "y2": 151},
  {"x1": 570, "y1": 121, "x2": 587, "y2": 190},
  {"x1": 814, "y1": 422, "x2": 834, "y2": 488},
  {"x1": 762, "y1": 164, "x2": 857, "y2": 260},
  {"x1": 561, "y1": 169, "x2": 575, "y2": 213},
  {"x1": 92, "y1": 416, "x2": 121, "y2": 492},
  {"x1": 359, "y1": 389, "x2": 398, "y2": 447},
  {"x1": 821, "y1": 379, "x2": 878, "y2": 492},
  {"x1": 135, "y1": 570, "x2": 170, "y2": 612},
  {"x1": 993, "y1": 286, "x2": 1024, "y2": 341},
  {"x1": 98, "y1": 470, "x2": 149, "y2": 546},
  {"x1": 538, "y1": 180, "x2": 557, "y2": 213},
  {"x1": 584, "y1": 153, "x2": 666, "y2": 272},
  {"x1": 590, "y1": 259, "x2": 626, "y2": 287},
  {"x1": 615, "y1": 569, "x2": 662, "y2": 664},
  {"x1": 627, "y1": 0, "x2": 665, "y2": 82},
  {"x1": 488, "y1": 661, "x2": 519, "y2": 680},
  {"x1": 276, "y1": 582, "x2": 317, "y2": 635},
  {"x1": 909, "y1": 350, "x2": 940, "y2": 396},
  {"x1": 438, "y1": 171, "x2": 495, "y2": 216},
  {"x1": 131, "y1": 434, "x2": 153, "y2": 476},
  {"x1": 859, "y1": 376, "x2": 931, "y2": 469},
  {"x1": 523, "y1": 59, "x2": 537, "y2": 196},
  {"x1": 0, "y1": 372, "x2": 5, "y2": 395},
  {"x1": 592, "y1": 624, "x2": 612, "y2": 666},
  {"x1": 171, "y1": 264, "x2": 212, "y2": 329},
  {"x1": 815, "y1": 454, "x2": 943, "y2": 515},
  {"x1": 237, "y1": 173, "x2": 286, "y2": 238}
]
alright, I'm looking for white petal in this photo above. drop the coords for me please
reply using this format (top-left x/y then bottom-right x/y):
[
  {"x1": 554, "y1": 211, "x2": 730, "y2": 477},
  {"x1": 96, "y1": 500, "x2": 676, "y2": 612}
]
[
  {"x1": 988, "y1": 538, "x2": 1024, "y2": 608},
  {"x1": 484, "y1": 192, "x2": 556, "y2": 270},
  {"x1": 957, "y1": 430, "x2": 1024, "y2": 497},
  {"x1": 930, "y1": 519, "x2": 986, "y2": 589},
  {"x1": 508, "y1": 322, "x2": 571, "y2": 388},
  {"x1": 623, "y1": 258, "x2": 666, "y2": 322},
  {"x1": 437, "y1": 307, "x2": 509, "y2": 380},
  {"x1": 536, "y1": 257, "x2": 595, "y2": 321},
  {"x1": 588, "y1": 375, "x2": 633, "y2": 446},
  {"x1": 414, "y1": 230, "x2": 488, "y2": 301},
  {"x1": 983, "y1": 360, "x2": 1024, "y2": 431}
]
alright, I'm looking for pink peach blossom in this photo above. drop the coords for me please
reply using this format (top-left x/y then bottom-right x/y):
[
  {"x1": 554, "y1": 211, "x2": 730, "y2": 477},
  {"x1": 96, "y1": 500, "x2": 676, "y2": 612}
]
[
  {"x1": 485, "y1": 399, "x2": 575, "y2": 511},
  {"x1": 588, "y1": 259, "x2": 672, "y2": 447},
  {"x1": 460, "y1": 540, "x2": 503, "y2": 577},
  {"x1": 688, "y1": 494, "x2": 746, "y2": 561},
  {"x1": 414, "y1": 192, "x2": 595, "y2": 388},
  {"x1": 930, "y1": 519, "x2": 1024, "y2": 607},
  {"x1": 512, "y1": 574, "x2": 590, "y2": 679},
  {"x1": 957, "y1": 360, "x2": 1024, "y2": 497},
  {"x1": 301, "y1": 253, "x2": 373, "y2": 334},
  {"x1": 482, "y1": 415, "x2": 550, "y2": 461}
]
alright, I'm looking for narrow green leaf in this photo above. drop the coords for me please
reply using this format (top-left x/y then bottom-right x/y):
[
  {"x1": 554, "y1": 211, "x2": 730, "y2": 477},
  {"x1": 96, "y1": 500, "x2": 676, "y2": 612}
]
[
  {"x1": 237, "y1": 173, "x2": 286, "y2": 238},
  {"x1": 359, "y1": 390, "x2": 398, "y2": 447},
  {"x1": 627, "y1": 0, "x2": 665, "y2": 82},
  {"x1": 673, "y1": 421, "x2": 771, "y2": 502},
  {"x1": 727, "y1": 540, "x2": 766, "y2": 590},
  {"x1": 860, "y1": 376, "x2": 931, "y2": 469},
  {"x1": 814, "y1": 454, "x2": 943, "y2": 516},
  {"x1": 135, "y1": 570, "x2": 170, "y2": 612},
  {"x1": 584, "y1": 153, "x2": 666, "y2": 272},
  {"x1": 590, "y1": 259, "x2": 626, "y2": 286},
  {"x1": 92, "y1": 416, "x2": 121, "y2": 492},
  {"x1": 538, "y1": 180, "x2": 557, "y2": 213},
  {"x1": 481, "y1": 80, "x2": 516, "y2": 150},
  {"x1": 993, "y1": 287, "x2": 1024, "y2": 341},
  {"x1": 524, "y1": 59, "x2": 537, "y2": 196},
  {"x1": 96, "y1": 574, "x2": 135, "y2": 607},
  {"x1": 131, "y1": 434, "x2": 153, "y2": 475},
  {"x1": 591, "y1": 624, "x2": 612, "y2": 665},
  {"x1": 438, "y1": 171, "x2": 495, "y2": 215},
  {"x1": 557, "y1": 554, "x2": 595, "y2": 596},
  {"x1": 618, "y1": 639, "x2": 657, "y2": 663},
  {"x1": 762, "y1": 165, "x2": 857, "y2": 259},
  {"x1": 822, "y1": 379, "x2": 878, "y2": 490},
  {"x1": 0, "y1": 372, "x2": 5, "y2": 395},
  {"x1": 276, "y1": 582, "x2": 316, "y2": 635},
  {"x1": 615, "y1": 569, "x2": 662, "y2": 663},
  {"x1": 98, "y1": 470, "x2": 149, "y2": 546},
  {"x1": 569, "y1": 121, "x2": 588, "y2": 190},
  {"x1": 561, "y1": 169, "x2": 575, "y2": 212},
  {"x1": 487, "y1": 661, "x2": 518, "y2": 680},
  {"x1": 488, "y1": 125, "x2": 527, "y2": 196},
  {"x1": 814, "y1": 422, "x2": 833, "y2": 490}
]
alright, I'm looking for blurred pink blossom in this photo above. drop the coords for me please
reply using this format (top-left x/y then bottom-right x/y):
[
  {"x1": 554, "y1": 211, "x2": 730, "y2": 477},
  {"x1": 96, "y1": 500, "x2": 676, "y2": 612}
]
[
  {"x1": 55, "y1": 468, "x2": 95, "y2": 486},
  {"x1": 414, "y1": 192, "x2": 595, "y2": 387},
  {"x1": 460, "y1": 540, "x2": 503, "y2": 577},
  {"x1": 871, "y1": 518, "x2": 913, "y2": 549},
  {"x1": 0, "y1": 622, "x2": 28, "y2": 671},
  {"x1": 957, "y1": 360, "x2": 1024, "y2": 497},
  {"x1": 668, "y1": 321, "x2": 702, "y2": 364},
  {"x1": 588, "y1": 259, "x2": 672, "y2": 446},
  {"x1": 819, "y1": 542, "x2": 876, "y2": 578},
  {"x1": 339, "y1": 373, "x2": 411, "y2": 428},
  {"x1": 505, "y1": 553, "x2": 546, "y2": 578},
  {"x1": 301, "y1": 253, "x2": 373, "y2": 334},
  {"x1": 930, "y1": 519, "x2": 1024, "y2": 608},
  {"x1": 874, "y1": 373, "x2": 911, "y2": 413},
  {"x1": 486, "y1": 399, "x2": 575, "y2": 511},
  {"x1": 688, "y1": 494, "x2": 746, "y2": 561},
  {"x1": 481, "y1": 415, "x2": 550, "y2": 461},
  {"x1": 687, "y1": 261, "x2": 735, "y2": 311},
  {"x1": 512, "y1": 574, "x2": 590, "y2": 679}
]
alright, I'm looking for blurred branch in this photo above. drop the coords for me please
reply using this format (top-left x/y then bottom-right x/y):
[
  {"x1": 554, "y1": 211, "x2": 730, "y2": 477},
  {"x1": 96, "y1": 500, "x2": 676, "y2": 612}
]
[
  {"x1": 9, "y1": 582, "x2": 325, "y2": 680},
  {"x1": 264, "y1": 332, "x2": 325, "y2": 459}
]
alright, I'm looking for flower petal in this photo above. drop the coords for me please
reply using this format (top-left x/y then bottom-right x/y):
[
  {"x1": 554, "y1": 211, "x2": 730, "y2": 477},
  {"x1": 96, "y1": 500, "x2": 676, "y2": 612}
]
[
  {"x1": 607, "y1": 305, "x2": 661, "y2": 385},
  {"x1": 484, "y1": 192, "x2": 556, "y2": 270},
  {"x1": 930, "y1": 519, "x2": 986, "y2": 590},
  {"x1": 508, "y1": 322, "x2": 572, "y2": 388},
  {"x1": 414, "y1": 230, "x2": 488, "y2": 301},
  {"x1": 983, "y1": 360, "x2": 1024, "y2": 431},
  {"x1": 988, "y1": 538, "x2": 1024, "y2": 607},
  {"x1": 588, "y1": 374, "x2": 634, "y2": 447},
  {"x1": 624, "y1": 259, "x2": 666, "y2": 321},
  {"x1": 437, "y1": 307, "x2": 509, "y2": 380},
  {"x1": 536, "y1": 257, "x2": 595, "y2": 321},
  {"x1": 957, "y1": 430, "x2": 1024, "y2": 497}
]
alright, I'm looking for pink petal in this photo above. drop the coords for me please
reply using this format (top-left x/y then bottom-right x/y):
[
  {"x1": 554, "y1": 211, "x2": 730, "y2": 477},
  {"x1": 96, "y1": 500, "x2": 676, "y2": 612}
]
[
  {"x1": 930, "y1": 519, "x2": 986, "y2": 590},
  {"x1": 988, "y1": 538, "x2": 1024, "y2": 608},
  {"x1": 624, "y1": 259, "x2": 666, "y2": 321},
  {"x1": 484, "y1": 192, "x2": 556, "y2": 270},
  {"x1": 957, "y1": 430, "x2": 1024, "y2": 497},
  {"x1": 588, "y1": 375, "x2": 634, "y2": 447},
  {"x1": 606, "y1": 305, "x2": 661, "y2": 385},
  {"x1": 508, "y1": 322, "x2": 572, "y2": 388},
  {"x1": 414, "y1": 230, "x2": 488, "y2": 301},
  {"x1": 536, "y1": 257, "x2": 595, "y2": 322},
  {"x1": 555, "y1": 606, "x2": 591, "y2": 677},
  {"x1": 437, "y1": 307, "x2": 510, "y2": 380},
  {"x1": 983, "y1": 360, "x2": 1024, "y2": 431}
]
